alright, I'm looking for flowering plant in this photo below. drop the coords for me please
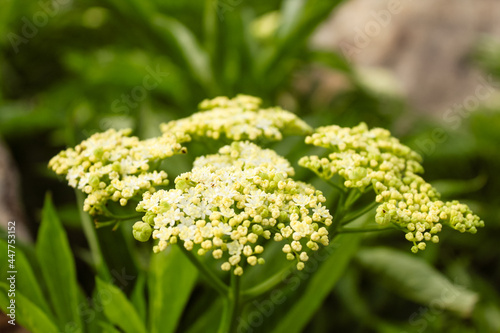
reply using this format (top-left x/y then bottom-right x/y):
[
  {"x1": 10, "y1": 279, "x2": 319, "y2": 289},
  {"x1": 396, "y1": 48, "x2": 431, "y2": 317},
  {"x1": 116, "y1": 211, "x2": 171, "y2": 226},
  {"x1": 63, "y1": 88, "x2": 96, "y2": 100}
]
[{"x1": 44, "y1": 95, "x2": 483, "y2": 332}]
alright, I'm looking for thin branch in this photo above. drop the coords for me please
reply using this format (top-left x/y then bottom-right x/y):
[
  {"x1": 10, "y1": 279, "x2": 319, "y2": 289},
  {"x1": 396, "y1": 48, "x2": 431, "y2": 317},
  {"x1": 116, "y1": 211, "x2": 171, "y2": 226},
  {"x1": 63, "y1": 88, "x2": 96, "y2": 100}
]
[
  {"x1": 341, "y1": 201, "x2": 378, "y2": 226},
  {"x1": 338, "y1": 226, "x2": 394, "y2": 234},
  {"x1": 241, "y1": 262, "x2": 295, "y2": 301},
  {"x1": 76, "y1": 191, "x2": 111, "y2": 280},
  {"x1": 178, "y1": 244, "x2": 229, "y2": 296}
]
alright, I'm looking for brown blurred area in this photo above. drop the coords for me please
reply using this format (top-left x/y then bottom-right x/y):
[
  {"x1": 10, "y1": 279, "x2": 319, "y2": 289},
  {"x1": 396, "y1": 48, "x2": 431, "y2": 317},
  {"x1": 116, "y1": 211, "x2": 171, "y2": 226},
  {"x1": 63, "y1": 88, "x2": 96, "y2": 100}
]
[
  {"x1": 0, "y1": 312, "x2": 30, "y2": 333},
  {"x1": 0, "y1": 140, "x2": 30, "y2": 242},
  {"x1": 312, "y1": 0, "x2": 500, "y2": 114},
  {"x1": 0, "y1": 141, "x2": 30, "y2": 333}
]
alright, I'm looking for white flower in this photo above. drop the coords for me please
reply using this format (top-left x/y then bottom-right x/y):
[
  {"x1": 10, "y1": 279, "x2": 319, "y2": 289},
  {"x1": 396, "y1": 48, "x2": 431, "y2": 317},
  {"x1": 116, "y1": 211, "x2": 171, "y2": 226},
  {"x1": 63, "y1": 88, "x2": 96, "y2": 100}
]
[
  {"x1": 301, "y1": 122, "x2": 484, "y2": 252},
  {"x1": 49, "y1": 129, "x2": 186, "y2": 215},
  {"x1": 161, "y1": 95, "x2": 311, "y2": 142},
  {"x1": 136, "y1": 142, "x2": 333, "y2": 275},
  {"x1": 227, "y1": 241, "x2": 243, "y2": 256}
]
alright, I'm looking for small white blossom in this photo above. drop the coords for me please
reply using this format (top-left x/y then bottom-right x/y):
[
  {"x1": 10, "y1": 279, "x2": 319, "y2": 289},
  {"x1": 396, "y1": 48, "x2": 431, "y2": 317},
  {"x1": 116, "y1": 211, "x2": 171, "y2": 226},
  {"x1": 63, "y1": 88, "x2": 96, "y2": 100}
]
[
  {"x1": 49, "y1": 129, "x2": 188, "y2": 215},
  {"x1": 136, "y1": 142, "x2": 332, "y2": 275},
  {"x1": 160, "y1": 95, "x2": 312, "y2": 142},
  {"x1": 300, "y1": 122, "x2": 484, "y2": 252}
]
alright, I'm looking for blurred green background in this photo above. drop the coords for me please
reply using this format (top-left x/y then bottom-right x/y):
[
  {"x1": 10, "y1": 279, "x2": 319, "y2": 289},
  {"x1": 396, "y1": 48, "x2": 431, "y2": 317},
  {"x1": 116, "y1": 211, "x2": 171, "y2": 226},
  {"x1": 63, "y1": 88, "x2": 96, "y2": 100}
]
[{"x1": 1, "y1": 0, "x2": 499, "y2": 332}]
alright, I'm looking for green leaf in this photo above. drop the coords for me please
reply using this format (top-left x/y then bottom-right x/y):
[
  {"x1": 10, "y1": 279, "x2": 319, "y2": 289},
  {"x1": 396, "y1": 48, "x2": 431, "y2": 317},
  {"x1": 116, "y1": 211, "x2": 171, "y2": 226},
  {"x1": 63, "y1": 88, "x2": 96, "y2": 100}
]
[
  {"x1": 148, "y1": 245, "x2": 198, "y2": 333},
  {"x1": 185, "y1": 297, "x2": 222, "y2": 333},
  {"x1": 77, "y1": 286, "x2": 100, "y2": 333},
  {"x1": 310, "y1": 50, "x2": 353, "y2": 74},
  {"x1": 356, "y1": 247, "x2": 478, "y2": 317},
  {"x1": 272, "y1": 233, "x2": 363, "y2": 333},
  {"x1": 36, "y1": 193, "x2": 82, "y2": 330},
  {"x1": 0, "y1": 238, "x2": 51, "y2": 316},
  {"x1": 95, "y1": 278, "x2": 147, "y2": 333},
  {"x1": 105, "y1": 0, "x2": 156, "y2": 23},
  {"x1": 0, "y1": 0, "x2": 14, "y2": 47},
  {"x1": 0, "y1": 282, "x2": 59, "y2": 333},
  {"x1": 277, "y1": 0, "x2": 306, "y2": 38},
  {"x1": 152, "y1": 14, "x2": 214, "y2": 90},
  {"x1": 99, "y1": 321, "x2": 126, "y2": 333},
  {"x1": 130, "y1": 271, "x2": 147, "y2": 322},
  {"x1": 258, "y1": 0, "x2": 345, "y2": 76},
  {"x1": 431, "y1": 173, "x2": 487, "y2": 199}
]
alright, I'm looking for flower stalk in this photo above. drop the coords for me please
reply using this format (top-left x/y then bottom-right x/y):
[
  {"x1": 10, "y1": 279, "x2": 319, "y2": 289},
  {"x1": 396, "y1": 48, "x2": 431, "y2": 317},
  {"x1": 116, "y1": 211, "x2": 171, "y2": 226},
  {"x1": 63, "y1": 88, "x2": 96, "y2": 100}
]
[
  {"x1": 218, "y1": 273, "x2": 241, "y2": 333},
  {"x1": 178, "y1": 244, "x2": 229, "y2": 296}
]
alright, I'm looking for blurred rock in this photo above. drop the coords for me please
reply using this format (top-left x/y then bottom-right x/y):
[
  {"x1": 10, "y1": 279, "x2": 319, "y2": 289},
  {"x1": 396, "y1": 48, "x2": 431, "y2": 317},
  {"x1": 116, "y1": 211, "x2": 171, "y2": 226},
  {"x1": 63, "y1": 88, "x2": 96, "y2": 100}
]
[
  {"x1": 0, "y1": 312, "x2": 30, "y2": 333},
  {"x1": 0, "y1": 139, "x2": 30, "y2": 242},
  {"x1": 312, "y1": 0, "x2": 500, "y2": 113}
]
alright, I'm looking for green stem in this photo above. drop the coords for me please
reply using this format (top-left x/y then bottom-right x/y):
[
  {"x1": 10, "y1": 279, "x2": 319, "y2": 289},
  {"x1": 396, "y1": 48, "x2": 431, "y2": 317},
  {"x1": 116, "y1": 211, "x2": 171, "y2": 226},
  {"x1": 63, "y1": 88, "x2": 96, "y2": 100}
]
[
  {"x1": 178, "y1": 244, "x2": 229, "y2": 296},
  {"x1": 325, "y1": 178, "x2": 347, "y2": 194},
  {"x1": 332, "y1": 188, "x2": 365, "y2": 231},
  {"x1": 345, "y1": 189, "x2": 362, "y2": 208},
  {"x1": 75, "y1": 191, "x2": 111, "y2": 280},
  {"x1": 341, "y1": 201, "x2": 378, "y2": 226},
  {"x1": 241, "y1": 262, "x2": 295, "y2": 301},
  {"x1": 204, "y1": 0, "x2": 218, "y2": 58},
  {"x1": 219, "y1": 273, "x2": 241, "y2": 333},
  {"x1": 331, "y1": 191, "x2": 347, "y2": 230},
  {"x1": 338, "y1": 226, "x2": 394, "y2": 234},
  {"x1": 101, "y1": 205, "x2": 143, "y2": 220},
  {"x1": 310, "y1": 168, "x2": 346, "y2": 194}
]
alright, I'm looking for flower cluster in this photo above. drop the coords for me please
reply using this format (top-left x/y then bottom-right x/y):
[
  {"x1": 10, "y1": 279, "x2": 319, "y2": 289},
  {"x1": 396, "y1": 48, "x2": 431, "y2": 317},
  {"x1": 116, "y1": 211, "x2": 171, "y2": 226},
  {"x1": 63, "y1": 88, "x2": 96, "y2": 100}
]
[
  {"x1": 49, "y1": 129, "x2": 187, "y2": 215},
  {"x1": 193, "y1": 141, "x2": 295, "y2": 177},
  {"x1": 299, "y1": 123, "x2": 484, "y2": 252},
  {"x1": 160, "y1": 94, "x2": 312, "y2": 141},
  {"x1": 134, "y1": 141, "x2": 332, "y2": 275}
]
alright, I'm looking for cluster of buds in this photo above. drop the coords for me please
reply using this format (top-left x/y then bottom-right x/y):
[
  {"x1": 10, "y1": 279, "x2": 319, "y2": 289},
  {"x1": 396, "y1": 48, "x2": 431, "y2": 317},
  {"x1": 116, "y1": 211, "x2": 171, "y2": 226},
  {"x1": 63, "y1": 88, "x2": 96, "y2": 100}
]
[
  {"x1": 193, "y1": 141, "x2": 295, "y2": 177},
  {"x1": 133, "y1": 142, "x2": 332, "y2": 275},
  {"x1": 160, "y1": 94, "x2": 312, "y2": 141},
  {"x1": 48, "y1": 129, "x2": 188, "y2": 215},
  {"x1": 300, "y1": 123, "x2": 484, "y2": 252}
]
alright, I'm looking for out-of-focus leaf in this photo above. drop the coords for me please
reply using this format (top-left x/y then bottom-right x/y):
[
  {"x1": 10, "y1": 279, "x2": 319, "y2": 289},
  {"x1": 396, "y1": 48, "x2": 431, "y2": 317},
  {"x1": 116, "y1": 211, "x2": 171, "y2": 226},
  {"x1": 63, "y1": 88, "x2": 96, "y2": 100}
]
[
  {"x1": 152, "y1": 14, "x2": 214, "y2": 90},
  {"x1": 431, "y1": 174, "x2": 487, "y2": 199},
  {"x1": 130, "y1": 271, "x2": 147, "y2": 322},
  {"x1": 99, "y1": 321, "x2": 127, "y2": 333},
  {"x1": 474, "y1": 302, "x2": 500, "y2": 332},
  {"x1": 0, "y1": 0, "x2": 14, "y2": 47},
  {"x1": 310, "y1": 50, "x2": 353, "y2": 74},
  {"x1": 277, "y1": 0, "x2": 305, "y2": 38},
  {"x1": 272, "y1": 233, "x2": 363, "y2": 333},
  {"x1": 335, "y1": 268, "x2": 373, "y2": 324},
  {"x1": 77, "y1": 286, "x2": 100, "y2": 333},
  {"x1": 475, "y1": 37, "x2": 500, "y2": 78},
  {"x1": 148, "y1": 245, "x2": 198, "y2": 333},
  {"x1": 105, "y1": 0, "x2": 155, "y2": 23},
  {"x1": 184, "y1": 297, "x2": 222, "y2": 333},
  {"x1": 0, "y1": 283, "x2": 59, "y2": 333},
  {"x1": 356, "y1": 247, "x2": 478, "y2": 317},
  {"x1": 0, "y1": 238, "x2": 51, "y2": 316},
  {"x1": 0, "y1": 102, "x2": 62, "y2": 138},
  {"x1": 258, "y1": 0, "x2": 345, "y2": 76},
  {"x1": 96, "y1": 278, "x2": 147, "y2": 333},
  {"x1": 36, "y1": 194, "x2": 82, "y2": 330}
]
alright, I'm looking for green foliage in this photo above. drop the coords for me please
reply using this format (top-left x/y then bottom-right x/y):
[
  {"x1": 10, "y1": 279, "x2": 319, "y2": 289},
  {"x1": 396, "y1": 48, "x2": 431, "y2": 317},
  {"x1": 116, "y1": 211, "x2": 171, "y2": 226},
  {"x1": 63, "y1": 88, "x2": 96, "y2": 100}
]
[
  {"x1": 148, "y1": 246, "x2": 198, "y2": 333},
  {"x1": 0, "y1": 238, "x2": 50, "y2": 314},
  {"x1": 272, "y1": 233, "x2": 363, "y2": 333},
  {"x1": 95, "y1": 278, "x2": 148, "y2": 333},
  {"x1": 36, "y1": 194, "x2": 83, "y2": 330},
  {"x1": 357, "y1": 247, "x2": 478, "y2": 317},
  {"x1": 0, "y1": 284, "x2": 59, "y2": 333}
]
